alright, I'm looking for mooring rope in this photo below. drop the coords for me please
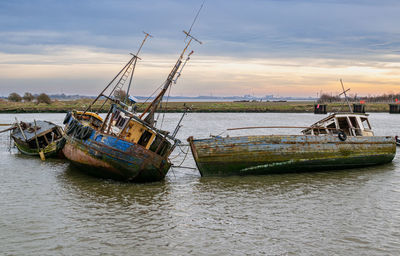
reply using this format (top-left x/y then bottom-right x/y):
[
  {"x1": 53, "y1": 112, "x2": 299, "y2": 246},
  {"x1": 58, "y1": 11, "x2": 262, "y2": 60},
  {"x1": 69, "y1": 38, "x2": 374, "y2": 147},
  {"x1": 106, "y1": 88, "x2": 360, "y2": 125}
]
[
  {"x1": 169, "y1": 143, "x2": 187, "y2": 160},
  {"x1": 0, "y1": 130, "x2": 14, "y2": 152},
  {"x1": 172, "y1": 144, "x2": 190, "y2": 169},
  {"x1": 171, "y1": 165, "x2": 197, "y2": 170}
]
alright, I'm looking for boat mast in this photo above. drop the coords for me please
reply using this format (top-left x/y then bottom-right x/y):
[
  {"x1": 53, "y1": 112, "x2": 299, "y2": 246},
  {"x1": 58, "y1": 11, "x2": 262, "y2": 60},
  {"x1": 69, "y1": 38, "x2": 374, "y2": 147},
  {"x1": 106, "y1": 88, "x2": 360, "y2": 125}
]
[
  {"x1": 339, "y1": 79, "x2": 352, "y2": 112},
  {"x1": 140, "y1": 4, "x2": 204, "y2": 126},
  {"x1": 83, "y1": 32, "x2": 152, "y2": 114},
  {"x1": 125, "y1": 32, "x2": 153, "y2": 104}
]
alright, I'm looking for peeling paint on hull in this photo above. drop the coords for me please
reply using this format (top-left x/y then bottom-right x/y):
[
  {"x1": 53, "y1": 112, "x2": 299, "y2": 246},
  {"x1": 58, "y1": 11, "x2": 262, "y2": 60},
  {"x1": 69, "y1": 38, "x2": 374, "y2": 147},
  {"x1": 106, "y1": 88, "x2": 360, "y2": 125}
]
[
  {"x1": 63, "y1": 132, "x2": 171, "y2": 182},
  {"x1": 13, "y1": 138, "x2": 65, "y2": 158},
  {"x1": 188, "y1": 135, "x2": 396, "y2": 177}
]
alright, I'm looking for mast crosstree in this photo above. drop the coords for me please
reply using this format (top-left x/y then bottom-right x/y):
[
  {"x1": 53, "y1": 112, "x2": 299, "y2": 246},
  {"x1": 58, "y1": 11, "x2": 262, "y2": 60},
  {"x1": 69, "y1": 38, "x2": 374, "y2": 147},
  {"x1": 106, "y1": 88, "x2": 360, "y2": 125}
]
[
  {"x1": 140, "y1": 6, "x2": 204, "y2": 126},
  {"x1": 339, "y1": 79, "x2": 352, "y2": 113}
]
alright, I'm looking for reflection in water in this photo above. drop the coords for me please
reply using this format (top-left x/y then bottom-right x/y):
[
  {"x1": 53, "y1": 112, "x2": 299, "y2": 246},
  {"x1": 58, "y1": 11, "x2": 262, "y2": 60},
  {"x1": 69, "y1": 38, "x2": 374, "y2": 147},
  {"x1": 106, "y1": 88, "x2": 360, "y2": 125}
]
[
  {"x1": 62, "y1": 164, "x2": 173, "y2": 207},
  {"x1": 1, "y1": 113, "x2": 400, "y2": 255},
  {"x1": 195, "y1": 162, "x2": 396, "y2": 194}
]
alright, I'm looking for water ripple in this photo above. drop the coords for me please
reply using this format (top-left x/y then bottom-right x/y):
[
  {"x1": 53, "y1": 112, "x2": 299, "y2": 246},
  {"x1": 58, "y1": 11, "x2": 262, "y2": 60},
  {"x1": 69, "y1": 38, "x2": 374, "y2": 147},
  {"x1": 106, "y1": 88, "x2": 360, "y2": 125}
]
[{"x1": 0, "y1": 113, "x2": 400, "y2": 255}]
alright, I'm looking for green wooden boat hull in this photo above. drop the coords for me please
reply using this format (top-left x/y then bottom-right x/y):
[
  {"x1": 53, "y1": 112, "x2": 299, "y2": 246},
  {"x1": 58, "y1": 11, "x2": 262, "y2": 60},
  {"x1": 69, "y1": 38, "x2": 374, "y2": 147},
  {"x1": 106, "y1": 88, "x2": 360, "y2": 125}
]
[
  {"x1": 188, "y1": 135, "x2": 396, "y2": 177},
  {"x1": 13, "y1": 138, "x2": 65, "y2": 158}
]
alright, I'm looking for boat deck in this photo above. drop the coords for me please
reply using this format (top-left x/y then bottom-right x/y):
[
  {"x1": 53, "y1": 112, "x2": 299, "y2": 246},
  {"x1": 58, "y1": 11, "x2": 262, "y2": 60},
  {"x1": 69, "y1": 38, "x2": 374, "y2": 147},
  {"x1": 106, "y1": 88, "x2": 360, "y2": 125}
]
[{"x1": 13, "y1": 120, "x2": 58, "y2": 141}]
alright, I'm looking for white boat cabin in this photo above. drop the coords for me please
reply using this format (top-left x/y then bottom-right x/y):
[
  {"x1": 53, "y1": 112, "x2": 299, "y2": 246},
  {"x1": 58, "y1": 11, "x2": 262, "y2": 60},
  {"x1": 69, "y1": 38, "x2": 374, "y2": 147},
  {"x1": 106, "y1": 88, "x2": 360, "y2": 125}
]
[{"x1": 302, "y1": 113, "x2": 373, "y2": 137}]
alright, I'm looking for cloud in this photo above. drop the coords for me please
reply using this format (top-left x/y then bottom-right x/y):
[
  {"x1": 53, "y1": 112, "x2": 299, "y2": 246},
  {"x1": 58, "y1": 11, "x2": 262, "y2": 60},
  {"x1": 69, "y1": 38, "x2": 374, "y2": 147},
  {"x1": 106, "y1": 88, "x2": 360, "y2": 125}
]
[
  {"x1": 1, "y1": 0, "x2": 400, "y2": 96},
  {"x1": 1, "y1": 44, "x2": 400, "y2": 97}
]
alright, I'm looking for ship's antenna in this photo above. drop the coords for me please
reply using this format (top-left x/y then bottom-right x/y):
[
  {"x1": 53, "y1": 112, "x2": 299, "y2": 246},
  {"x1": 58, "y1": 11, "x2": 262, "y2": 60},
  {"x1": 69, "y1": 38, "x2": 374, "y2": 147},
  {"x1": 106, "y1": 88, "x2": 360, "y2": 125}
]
[
  {"x1": 186, "y1": 0, "x2": 205, "y2": 40},
  {"x1": 339, "y1": 79, "x2": 352, "y2": 112}
]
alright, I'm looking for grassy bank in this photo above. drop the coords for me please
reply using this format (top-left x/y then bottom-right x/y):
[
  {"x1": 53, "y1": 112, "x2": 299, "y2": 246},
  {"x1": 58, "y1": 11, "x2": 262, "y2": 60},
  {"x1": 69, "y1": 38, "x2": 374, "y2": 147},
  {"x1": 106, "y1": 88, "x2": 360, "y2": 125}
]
[{"x1": 0, "y1": 99, "x2": 393, "y2": 113}]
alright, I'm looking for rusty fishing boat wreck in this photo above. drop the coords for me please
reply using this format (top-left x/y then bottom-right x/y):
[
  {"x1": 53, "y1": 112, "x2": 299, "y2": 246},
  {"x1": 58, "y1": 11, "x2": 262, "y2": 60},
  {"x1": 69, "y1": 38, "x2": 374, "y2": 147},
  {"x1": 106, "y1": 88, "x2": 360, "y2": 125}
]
[
  {"x1": 188, "y1": 82, "x2": 396, "y2": 177},
  {"x1": 62, "y1": 29, "x2": 201, "y2": 182},
  {"x1": 10, "y1": 119, "x2": 65, "y2": 159}
]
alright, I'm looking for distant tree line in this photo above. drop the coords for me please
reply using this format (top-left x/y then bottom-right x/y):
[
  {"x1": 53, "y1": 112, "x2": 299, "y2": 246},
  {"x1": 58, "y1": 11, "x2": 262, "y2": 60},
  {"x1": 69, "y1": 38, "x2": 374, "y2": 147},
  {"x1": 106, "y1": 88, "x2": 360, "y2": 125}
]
[
  {"x1": 113, "y1": 89, "x2": 127, "y2": 101},
  {"x1": 7, "y1": 92, "x2": 52, "y2": 104},
  {"x1": 7, "y1": 90, "x2": 127, "y2": 104},
  {"x1": 318, "y1": 93, "x2": 400, "y2": 103}
]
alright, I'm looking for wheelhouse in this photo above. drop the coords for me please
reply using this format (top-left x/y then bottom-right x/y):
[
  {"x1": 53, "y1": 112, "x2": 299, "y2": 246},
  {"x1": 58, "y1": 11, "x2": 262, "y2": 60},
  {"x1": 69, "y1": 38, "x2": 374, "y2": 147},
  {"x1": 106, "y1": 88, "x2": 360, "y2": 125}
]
[
  {"x1": 71, "y1": 104, "x2": 174, "y2": 158},
  {"x1": 302, "y1": 113, "x2": 374, "y2": 137}
]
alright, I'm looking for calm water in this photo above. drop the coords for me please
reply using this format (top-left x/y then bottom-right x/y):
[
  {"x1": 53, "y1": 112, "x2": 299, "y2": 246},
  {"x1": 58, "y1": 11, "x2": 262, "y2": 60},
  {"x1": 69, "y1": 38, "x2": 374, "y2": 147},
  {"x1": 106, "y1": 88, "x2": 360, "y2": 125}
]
[{"x1": 1, "y1": 113, "x2": 400, "y2": 255}]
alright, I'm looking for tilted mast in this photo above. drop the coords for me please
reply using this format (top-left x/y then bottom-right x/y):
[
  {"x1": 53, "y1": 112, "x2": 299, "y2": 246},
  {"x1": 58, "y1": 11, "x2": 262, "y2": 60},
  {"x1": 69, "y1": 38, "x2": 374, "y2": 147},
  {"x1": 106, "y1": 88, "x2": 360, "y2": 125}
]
[
  {"x1": 140, "y1": 31, "x2": 201, "y2": 126},
  {"x1": 83, "y1": 32, "x2": 152, "y2": 114},
  {"x1": 339, "y1": 79, "x2": 352, "y2": 112},
  {"x1": 139, "y1": 2, "x2": 204, "y2": 126}
]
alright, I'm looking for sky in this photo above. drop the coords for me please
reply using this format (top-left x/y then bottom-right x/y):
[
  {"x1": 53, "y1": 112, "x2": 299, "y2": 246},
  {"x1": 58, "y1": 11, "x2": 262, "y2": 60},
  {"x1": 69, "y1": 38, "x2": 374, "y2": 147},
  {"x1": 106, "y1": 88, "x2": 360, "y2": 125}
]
[{"x1": 1, "y1": 0, "x2": 400, "y2": 97}]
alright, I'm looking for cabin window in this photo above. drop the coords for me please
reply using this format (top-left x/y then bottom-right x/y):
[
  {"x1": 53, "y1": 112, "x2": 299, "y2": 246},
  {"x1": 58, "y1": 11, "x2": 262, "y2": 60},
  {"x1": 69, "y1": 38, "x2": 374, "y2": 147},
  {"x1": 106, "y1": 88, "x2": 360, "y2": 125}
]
[
  {"x1": 337, "y1": 117, "x2": 351, "y2": 135},
  {"x1": 349, "y1": 117, "x2": 358, "y2": 128},
  {"x1": 29, "y1": 136, "x2": 49, "y2": 149},
  {"x1": 112, "y1": 109, "x2": 121, "y2": 120},
  {"x1": 39, "y1": 136, "x2": 48, "y2": 147},
  {"x1": 349, "y1": 116, "x2": 362, "y2": 136},
  {"x1": 149, "y1": 135, "x2": 162, "y2": 152},
  {"x1": 361, "y1": 118, "x2": 371, "y2": 130},
  {"x1": 115, "y1": 116, "x2": 127, "y2": 128},
  {"x1": 148, "y1": 135, "x2": 171, "y2": 156},
  {"x1": 326, "y1": 122, "x2": 336, "y2": 134},
  {"x1": 138, "y1": 130, "x2": 152, "y2": 147},
  {"x1": 45, "y1": 132, "x2": 53, "y2": 143}
]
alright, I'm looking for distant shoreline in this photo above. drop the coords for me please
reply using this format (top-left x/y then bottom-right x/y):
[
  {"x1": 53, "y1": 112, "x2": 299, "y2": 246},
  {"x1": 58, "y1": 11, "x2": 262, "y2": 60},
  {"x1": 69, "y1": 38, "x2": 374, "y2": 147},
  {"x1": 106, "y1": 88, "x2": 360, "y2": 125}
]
[{"x1": 0, "y1": 100, "x2": 394, "y2": 113}]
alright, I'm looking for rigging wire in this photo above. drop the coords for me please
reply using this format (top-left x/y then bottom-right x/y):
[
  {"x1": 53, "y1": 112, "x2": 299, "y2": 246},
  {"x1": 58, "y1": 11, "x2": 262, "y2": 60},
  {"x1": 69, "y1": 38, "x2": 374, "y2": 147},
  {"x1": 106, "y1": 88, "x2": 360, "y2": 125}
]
[
  {"x1": 177, "y1": 144, "x2": 189, "y2": 154},
  {"x1": 97, "y1": 59, "x2": 135, "y2": 112},
  {"x1": 159, "y1": 82, "x2": 172, "y2": 129},
  {"x1": 8, "y1": 130, "x2": 13, "y2": 152},
  {"x1": 155, "y1": 104, "x2": 162, "y2": 123},
  {"x1": 169, "y1": 152, "x2": 183, "y2": 160},
  {"x1": 138, "y1": 82, "x2": 165, "y2": 107},
  {"x1": 186, "y1": 0, "x2": 205, "y2": 40},
  {"x1": 172, "y1": 144, "x2": 190, "y2": 168}
]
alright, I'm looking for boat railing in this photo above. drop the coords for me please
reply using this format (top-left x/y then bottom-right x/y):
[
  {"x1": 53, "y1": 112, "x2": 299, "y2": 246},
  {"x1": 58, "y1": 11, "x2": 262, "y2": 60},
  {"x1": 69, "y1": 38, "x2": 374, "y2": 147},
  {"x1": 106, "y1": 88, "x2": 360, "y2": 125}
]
[
  {"x1": 227, "y1": 126, "x2": 348, "y2": 136},
  {"x1": 227, "y1": 126, "x2": 342, "y2": 131}
]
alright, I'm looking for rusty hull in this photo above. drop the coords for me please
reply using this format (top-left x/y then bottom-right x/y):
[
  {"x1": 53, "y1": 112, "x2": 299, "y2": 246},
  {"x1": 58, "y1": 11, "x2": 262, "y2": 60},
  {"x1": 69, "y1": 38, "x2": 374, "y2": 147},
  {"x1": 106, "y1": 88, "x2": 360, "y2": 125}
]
[
  {"x1": 63, "y1": 124, "x2": 171, "y2": 182},
  {"x1": 188, "y1": 135, "x2": 396, "y2": 177},
  {"x1": 63, "y1": 134, "x2": 171, "y2": 182}
]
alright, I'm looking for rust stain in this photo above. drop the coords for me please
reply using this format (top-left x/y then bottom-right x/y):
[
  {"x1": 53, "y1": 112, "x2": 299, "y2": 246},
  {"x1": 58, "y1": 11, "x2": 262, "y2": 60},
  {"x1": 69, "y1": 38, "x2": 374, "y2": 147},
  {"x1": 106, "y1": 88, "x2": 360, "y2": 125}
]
[{"x1": 63, "y1": 142, "x2": 124, "y2": 176}]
